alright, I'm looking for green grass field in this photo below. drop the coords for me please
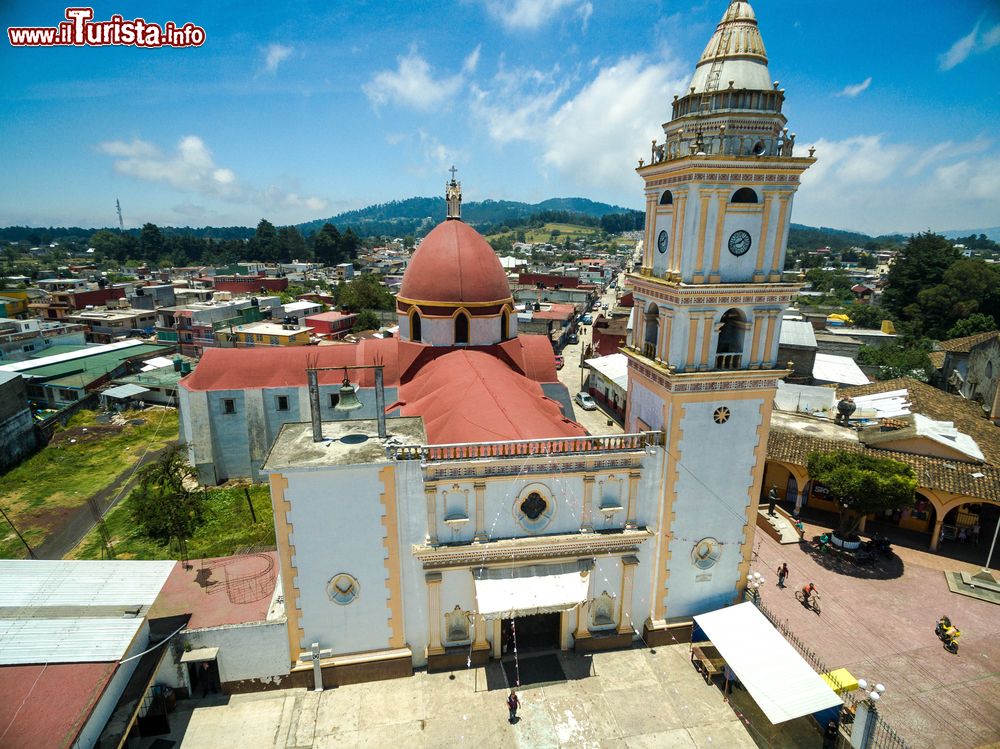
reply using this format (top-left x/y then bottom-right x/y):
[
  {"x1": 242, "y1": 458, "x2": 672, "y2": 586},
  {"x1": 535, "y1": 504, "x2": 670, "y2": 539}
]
[
  {"x1": 487, "y1": 222, "x2": 637, "y2": 251},
  {"x1": 71, "y1": 483, "x2": 275, "y2": 560},
  {"x1": 0, "y1": 407, "x2": 179, "y2": 558}
]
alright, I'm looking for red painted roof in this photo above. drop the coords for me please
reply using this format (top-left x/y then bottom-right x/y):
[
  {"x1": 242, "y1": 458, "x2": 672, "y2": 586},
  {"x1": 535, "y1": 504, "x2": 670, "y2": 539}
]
[
  {"x1": 0, "y1": 662, "x2": 117, "y2": 749},
  {"x1": 148, "y1": 553, "x2": 278, "y2": 630},
  {"x1": 400, "y1": 221, "x2": 512, "y2": 306},
  {"x1": 531, "y1": 303, "x2": 576, "y2": 321},
  {"x1": 399, "y1": 349, "x2": 585, "y2": 444},
  {"x1": 304, "y1": 311, "x2": 356, "y2": 323},
  {"x1": 181, "y1": 337, "x2": 408, "y2": 390}
]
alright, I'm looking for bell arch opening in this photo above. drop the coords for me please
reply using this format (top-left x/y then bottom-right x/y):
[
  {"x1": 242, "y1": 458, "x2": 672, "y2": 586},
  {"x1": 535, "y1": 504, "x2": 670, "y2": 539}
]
[
  {"x1": 659, "y1": 190, "x2": 673, "y2": 205},
  {"x1": 500, "y1": 309, "x2": 510, "y2": 341},
  {"x1": 715, "y1": 308, "x2": 748, "y2": 369},
  {"x1": 643, "y1": 303, "x2": 659, "y2": 358},
  {"x1": 731, "y1": 187, "x2": 759, "y2": 204}
]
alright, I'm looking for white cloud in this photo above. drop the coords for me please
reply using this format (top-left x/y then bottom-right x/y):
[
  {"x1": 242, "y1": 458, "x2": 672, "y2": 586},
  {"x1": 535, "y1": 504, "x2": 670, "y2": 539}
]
[
  {"x1": 482, "y1": 0, "x2": 591, "y2": 31},
  {"x1": 940, "y1": 20, "x2": 1000, "y2": 70},
  {"x1": 97, "y1": 135, "x2": 327, "y2": 216},
  {"x1": 794, "y1": 134, "x2": 1000, "y2": 234},
  {"x1": 836, "y1": 76, "x2": 871, "y2": 97},
  {"x1": 472, "y1": 55, "x2": 687, "y2": 195},
  {"x1": 263, "y1": 43, "x2": 293, "y2": 74},
  {"x1": 363, "y1": 47, "x2": 475, "y2": 110}
]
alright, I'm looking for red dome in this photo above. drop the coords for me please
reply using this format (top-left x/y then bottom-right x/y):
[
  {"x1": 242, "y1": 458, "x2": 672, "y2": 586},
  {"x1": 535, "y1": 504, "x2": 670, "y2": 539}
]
[{"x1": 399, "y1": 221, "x2": 512, "y2": 306}]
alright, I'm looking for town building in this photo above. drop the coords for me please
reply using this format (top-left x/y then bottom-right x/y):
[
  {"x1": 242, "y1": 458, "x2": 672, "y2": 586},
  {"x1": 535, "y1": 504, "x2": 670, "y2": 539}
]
[
  {"x1": 304, "y1": 310, "x2": 358, "y2": 339},
  {"x1": 64, "y1": 307, "x2": 157, "y2": 342},
  {"x1": 0, "y1": 317, "x2": 87, "y2": 361},
  {"x1": 937, "y1": 331, "x2": 1000, "y2": 423},
  {"x1": 229, "y1": 321, "x2": 313, "y2": 347},
  {"x1": 0, "y1": 338, "x2": 174, "y2": 408},
  {"x1": 0, "y1": 372, "x2": 37, "y2": 470}
]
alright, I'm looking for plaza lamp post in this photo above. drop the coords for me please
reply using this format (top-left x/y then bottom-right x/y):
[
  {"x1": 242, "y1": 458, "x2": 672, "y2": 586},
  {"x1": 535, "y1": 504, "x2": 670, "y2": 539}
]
[
  {"x1": 851, "y1": 679, "x2": 886, "y2": 749},
  {"x1": 745, "y1": 571, "x2": 765, "y2": 603}
]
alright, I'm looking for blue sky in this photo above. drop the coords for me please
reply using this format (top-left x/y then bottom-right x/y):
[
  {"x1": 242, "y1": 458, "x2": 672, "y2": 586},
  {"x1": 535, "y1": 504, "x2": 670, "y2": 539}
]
[{"x1": 2, "y1": 1, "x2": 999, "y2": 235}]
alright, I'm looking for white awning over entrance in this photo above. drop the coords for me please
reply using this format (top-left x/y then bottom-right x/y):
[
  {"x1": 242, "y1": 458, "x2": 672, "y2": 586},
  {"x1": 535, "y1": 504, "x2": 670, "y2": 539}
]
[
  {"x1": 474, "y1": 563, "x2": 590, "y2": 620},
  {"x1": 693, "y1": 602, "x2": 841, "y2": 724}
]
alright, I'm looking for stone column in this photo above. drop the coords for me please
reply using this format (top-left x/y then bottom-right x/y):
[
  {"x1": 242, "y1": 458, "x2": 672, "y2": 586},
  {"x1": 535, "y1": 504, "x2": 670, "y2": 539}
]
[
  {"x1": 424, "y1": 483, "x2": 438, "y2": 546},
  {"x1": 930, "y1": 518, "x2": 944, "y2": 551},
  {"x1": 753, "y1": 193, "x2": 774, "y2": 283},
  {"x1": 473, "y1": 613, "x2": 489, "y2": 655},
  {"x1": 794, "y1": 486, "x2": 808, "y2": 516},
  {"x1": 769, "y1": 193, "x2": 791, "y2": 281},
  {"x1": 574, "y1": 598, "x2": 592, "y2": 641},
  {"x1": 700, "y1": 311, "x2": 714, "y2": 370},
  {"x1": 473, "y1": 481, "x2": 487, "y2": 542},
  {"x1": 625, "y1": 471, "x2": 641, "y2": 529},
  {"x1": 617, "y1": 556, "x2": 639, "y2": 635},
  {"x1": 658, "y1": 310, "x2": 673, "y2": 364},
  {"x1": 708, "y1": 190, "x2": 728, "y2": 282},
  {"x1": 581, "y1": 475, "x2": 595, "y2": 532},
  {"x1": 426, "y1": 572, "x2": 444, "y2": 656}
]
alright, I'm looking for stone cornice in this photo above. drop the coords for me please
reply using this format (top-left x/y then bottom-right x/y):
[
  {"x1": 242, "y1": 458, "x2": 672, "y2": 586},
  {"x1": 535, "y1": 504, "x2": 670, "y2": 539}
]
[
  {"x1": 624, "y1": 351, "x2": 788, "y2": 392},
  {"x1": 627, "y1": 274, "x2": 801, "y2": 306},
  {"x1": 412, "y1": 529, "x2": 653, "y2": 569}
]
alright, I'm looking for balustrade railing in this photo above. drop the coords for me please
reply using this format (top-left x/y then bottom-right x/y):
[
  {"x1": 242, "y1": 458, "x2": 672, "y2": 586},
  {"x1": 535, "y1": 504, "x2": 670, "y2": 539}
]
[
  {"x1": 389, "y1": 431, "x2": 662, "y2": 462},
  {"x1": 715, "y1": 352, "x2": 742, "y2": 370}
]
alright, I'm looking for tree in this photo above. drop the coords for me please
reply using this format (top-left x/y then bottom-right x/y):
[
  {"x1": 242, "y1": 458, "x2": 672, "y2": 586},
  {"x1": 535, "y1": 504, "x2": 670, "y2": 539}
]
[
  {"x1": 248, "y1": 219, "x2": 279, "y2": 263},
  {"x1": 352, "y1": 309, "x2": 381, "y2": 332},
  {"x1": 847, "y1": 303, "x2": 888, "y2": 330},
  {"x1": 881, "y1": 233, "x2": 960, "y2": 321},
  {"x1": 339, "y1": 274, "x2": 395, "y2": 311},
  {"x1": 277, "y1": 225, "x2": 308, "y2": 262},
  {"x1": 139, "y1": 223, "x2": 165, "y2": 261},
  {"x1": 129, "y1": 446, "x2": 204, "y2": 550},
  {"x1": 806, "y1": 450, "x2": 916, "y2": 538},
  {"x1": 857, "y1": 339, "x2": 934, "y2": 381},
  {"x1": 947, "y1": 313, "x2": 998, "y2": 339},
  {"x1": 312, "y1": 222, "x2": 342, "y2": 266}
]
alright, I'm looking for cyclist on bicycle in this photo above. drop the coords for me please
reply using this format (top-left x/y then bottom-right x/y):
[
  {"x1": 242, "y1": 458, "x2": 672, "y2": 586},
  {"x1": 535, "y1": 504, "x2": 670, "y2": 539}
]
[{"x1": 802, "y1": 582, "x2": 817, "y2": 605}]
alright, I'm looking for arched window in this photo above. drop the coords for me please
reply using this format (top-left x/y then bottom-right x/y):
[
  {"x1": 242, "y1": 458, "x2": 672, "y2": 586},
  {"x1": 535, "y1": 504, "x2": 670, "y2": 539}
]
[
  {"x1": 643, "y1": 303, "x2": 659, "y2": 358},
  {"x1": 659, "y1": 190, "x2": 673, "y2": 205},
  {"x1": 500, "y1": 310, "x2": 509, "y2": 341},
  {"x1": 410, "y1": 310, "x2": 422, "y2": 342},
  {"x1": 731, "y1": 187, "x2": 758, "y2": 204},
  {"x1": 454, "y1": 311, "x2": 469, "y2": 344},
  {"x1": 715, "y1": 308, "x2": 748, "y2": 369}
]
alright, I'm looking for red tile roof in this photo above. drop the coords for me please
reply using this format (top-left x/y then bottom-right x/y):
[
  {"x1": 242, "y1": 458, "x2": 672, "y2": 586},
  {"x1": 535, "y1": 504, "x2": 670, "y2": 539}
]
[
  {"x1": 0, "y1": 662, "x2": 117, "y2": 749},
  {"x1": 399, "y1": 349, "x2": 585, "y2": 444}
]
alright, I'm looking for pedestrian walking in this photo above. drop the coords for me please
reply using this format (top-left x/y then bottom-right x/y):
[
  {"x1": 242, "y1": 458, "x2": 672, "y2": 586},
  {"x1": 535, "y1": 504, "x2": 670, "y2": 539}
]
[
  {"x1": 767, "y1": 485, "x2": 778, "y2": 517},
  {"x1": 777, "y1": 562, "x2": 788, "y2": 588},
  {"x1": 507, "y1": 690, "x2": 521, "y2": 723}
]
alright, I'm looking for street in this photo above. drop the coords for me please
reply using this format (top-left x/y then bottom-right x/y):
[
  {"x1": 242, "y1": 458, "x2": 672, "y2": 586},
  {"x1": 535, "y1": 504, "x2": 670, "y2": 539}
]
[{"x1": 556, "y1": 276, "x2": 624, "y2": 436}]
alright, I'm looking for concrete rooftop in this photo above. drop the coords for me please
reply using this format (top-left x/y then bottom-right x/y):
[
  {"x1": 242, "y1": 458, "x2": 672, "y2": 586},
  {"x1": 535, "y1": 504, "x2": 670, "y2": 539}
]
[{"x1": 263, "y1": 417, "x2": 427, "y2": 471}]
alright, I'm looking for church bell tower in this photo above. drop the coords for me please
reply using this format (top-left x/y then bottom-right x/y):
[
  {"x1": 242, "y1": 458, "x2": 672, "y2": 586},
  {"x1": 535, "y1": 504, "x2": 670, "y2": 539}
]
[{"x1": 623, "y1": 0, "x2": 815, "y2": 639}]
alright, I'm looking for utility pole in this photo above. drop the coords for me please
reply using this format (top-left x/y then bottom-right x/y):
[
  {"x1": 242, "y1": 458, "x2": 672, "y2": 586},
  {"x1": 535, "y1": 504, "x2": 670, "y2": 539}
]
[
  {"x1": 0, "y1": 505, "x2": 37, "y2": 559},
  {"x1": 116, "y1": 198, "x2": 125, "y2": 232}
]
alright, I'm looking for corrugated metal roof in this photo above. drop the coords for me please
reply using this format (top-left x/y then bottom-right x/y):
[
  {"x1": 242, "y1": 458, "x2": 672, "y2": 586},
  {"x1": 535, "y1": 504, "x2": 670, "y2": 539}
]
[
  {"x1": 101, "y1": 383, "x2": 150, "y2": 399},
  {"x1": 0, "y1": 560, "x2": 174, "y2": 609},
  {"x1": 0, "y1": 561, "x2": 174, "y2": 665},
  {"x1": 0, "y1": 617, "x2": 145, "y2": 665},
  {"x1": 778, "y1": 320, "x2": 817, "y2": 348}
]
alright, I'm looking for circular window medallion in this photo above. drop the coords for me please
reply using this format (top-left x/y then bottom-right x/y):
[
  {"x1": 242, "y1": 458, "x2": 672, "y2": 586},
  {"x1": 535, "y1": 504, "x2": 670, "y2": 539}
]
[
  {"x1": 713, "y1": 406, "x2": 731, "y2": 424},
  {"x1": 728, "y1": 229, "x2": 752, "y2": 257},
  {"x1": 514, "y1": 486, "x2": 555, "y2": 532},
  {"x1": 657, "y1": 230, "x2": 669, "y2": 255},
  {"x1": 691, "y1": 538, "x2": 722, "y2": 570},
  {"x1": 327, "y1": 573, "x2": 360, "y2": 605}
]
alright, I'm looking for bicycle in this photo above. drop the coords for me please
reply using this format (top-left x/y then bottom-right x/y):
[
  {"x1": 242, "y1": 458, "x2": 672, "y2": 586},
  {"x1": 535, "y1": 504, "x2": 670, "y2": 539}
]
[{"x1": 796, "y1": 589, "x2": 822, "y2": 614}]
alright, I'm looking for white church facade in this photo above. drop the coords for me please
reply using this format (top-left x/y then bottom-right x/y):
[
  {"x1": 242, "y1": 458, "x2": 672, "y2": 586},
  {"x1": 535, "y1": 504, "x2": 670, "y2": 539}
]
[{"x1": 180, "y1": 0, "x2": 811, "y2": 686}]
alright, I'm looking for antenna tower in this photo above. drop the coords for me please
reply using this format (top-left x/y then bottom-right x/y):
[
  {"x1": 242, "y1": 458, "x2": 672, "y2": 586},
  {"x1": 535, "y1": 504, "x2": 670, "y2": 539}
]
[{"x1": 116, "y1": 198, "x2": 125, "y2": 232}]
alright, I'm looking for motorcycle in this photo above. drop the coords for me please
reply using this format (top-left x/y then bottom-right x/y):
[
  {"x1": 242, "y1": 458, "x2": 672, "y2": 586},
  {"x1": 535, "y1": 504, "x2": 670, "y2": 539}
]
[{"x1": 936, "y1": 615, "x2": 960, "y2": 654}]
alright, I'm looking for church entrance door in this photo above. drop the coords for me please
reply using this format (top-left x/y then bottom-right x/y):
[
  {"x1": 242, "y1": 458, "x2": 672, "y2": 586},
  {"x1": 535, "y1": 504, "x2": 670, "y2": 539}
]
[{"x1": 502, "y1": 612, "x2": 561, "y2": 655}]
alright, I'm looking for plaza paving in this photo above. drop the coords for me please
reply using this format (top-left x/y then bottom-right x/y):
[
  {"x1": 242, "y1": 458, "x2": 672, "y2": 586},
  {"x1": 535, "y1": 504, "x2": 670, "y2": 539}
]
[
  {"x1": 755, "y1": 519, "x2": 1000, "y2": 749},
  {"x1": 141, "y1": 646, "x2": 789, "y2": 749}
]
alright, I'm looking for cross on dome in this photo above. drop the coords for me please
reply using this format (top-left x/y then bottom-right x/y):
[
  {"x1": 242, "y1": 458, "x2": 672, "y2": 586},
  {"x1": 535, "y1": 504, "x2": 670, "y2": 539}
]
[{"x1": 445, "y1": 166, "x2": 462, "y2": 220}]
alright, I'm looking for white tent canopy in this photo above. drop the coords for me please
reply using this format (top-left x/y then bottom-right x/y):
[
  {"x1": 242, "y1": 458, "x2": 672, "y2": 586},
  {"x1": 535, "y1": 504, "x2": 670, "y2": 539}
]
[
  {"x1": 474, "y1": 562, "x2": 590, "y2": 620},
  {"x1": 694, "y1": 602, "x2": 842, "y2": 724}
]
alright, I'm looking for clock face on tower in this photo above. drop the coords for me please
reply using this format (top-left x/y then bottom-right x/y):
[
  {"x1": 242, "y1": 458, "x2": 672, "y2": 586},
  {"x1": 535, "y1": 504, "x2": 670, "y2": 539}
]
[
  {"x1": 657, "y1": 230, "x2": 668, "y2": 254},
  {"x1": 728, "y1": 230, "x2": 752, "y2": 257}
]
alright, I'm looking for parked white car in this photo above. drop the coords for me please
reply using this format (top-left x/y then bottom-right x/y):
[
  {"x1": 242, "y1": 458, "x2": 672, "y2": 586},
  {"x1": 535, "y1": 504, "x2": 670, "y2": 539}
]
[{"x1": 575, "y1": 392, "x2": 597, "y2": 411}]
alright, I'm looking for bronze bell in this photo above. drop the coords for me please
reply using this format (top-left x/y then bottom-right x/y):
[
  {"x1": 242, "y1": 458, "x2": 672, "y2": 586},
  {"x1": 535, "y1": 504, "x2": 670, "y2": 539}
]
[{"x1": 334, "y1": 376, "x2": 363, "y2": 412}]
